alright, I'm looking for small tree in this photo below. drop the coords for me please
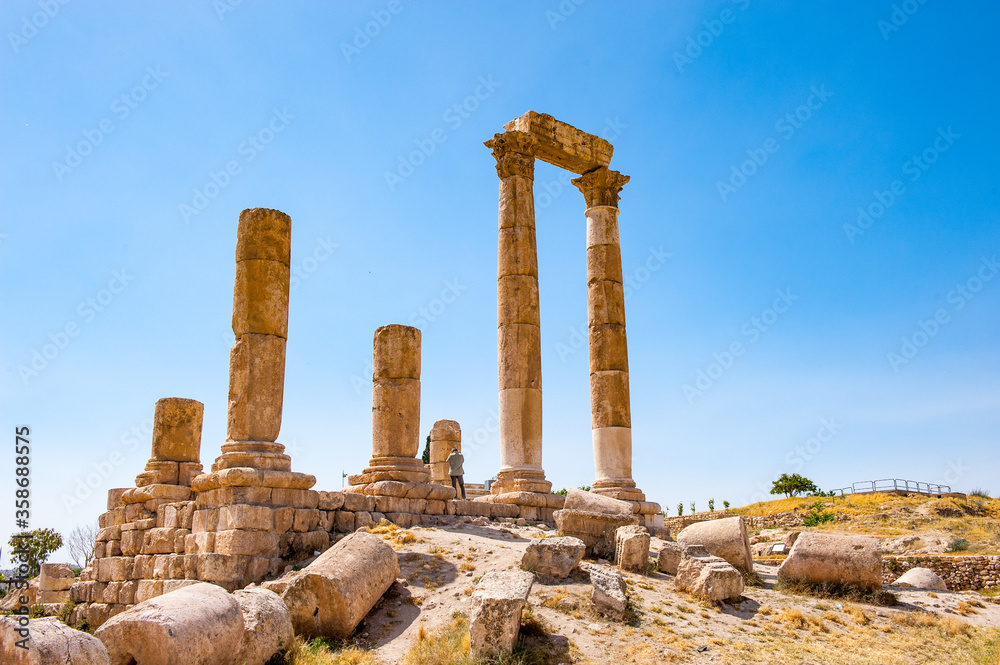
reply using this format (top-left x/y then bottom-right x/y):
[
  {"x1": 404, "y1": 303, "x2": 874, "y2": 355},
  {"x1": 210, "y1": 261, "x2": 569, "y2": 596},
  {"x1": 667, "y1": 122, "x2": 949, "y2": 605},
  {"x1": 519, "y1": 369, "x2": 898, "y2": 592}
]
[
  {"x1": 420, "y1": 435, "x2": 431, "y2": 465},
  {"x1": 708, "y1": 498, "x2": 715, "y2": 512},
  {"x1": 771, "y1": 473, "x2": 819, "y2": 498},
  {"x1": 8, "y1": 528, "x2": 62, "y2": 578},
  {"x1": 677, "y1": 502, "x2": 684, "y2": 516},
  {"x1": 690, "y1": 501, "x2": 696, "y2": 514},
  {"x1": 67, "y1": 523, "x2": 98, "y2": 569},
  {"x1": 723, "y1": 500, "x2": 730, "y2": 510}
]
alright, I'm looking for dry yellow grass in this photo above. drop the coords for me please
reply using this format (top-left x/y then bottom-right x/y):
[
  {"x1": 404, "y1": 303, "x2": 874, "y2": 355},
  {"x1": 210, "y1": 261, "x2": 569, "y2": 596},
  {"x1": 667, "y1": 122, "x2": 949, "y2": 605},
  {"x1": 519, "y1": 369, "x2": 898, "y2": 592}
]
[{"x1": 282, "y1": 637, "x2": 382, "y2": 665}]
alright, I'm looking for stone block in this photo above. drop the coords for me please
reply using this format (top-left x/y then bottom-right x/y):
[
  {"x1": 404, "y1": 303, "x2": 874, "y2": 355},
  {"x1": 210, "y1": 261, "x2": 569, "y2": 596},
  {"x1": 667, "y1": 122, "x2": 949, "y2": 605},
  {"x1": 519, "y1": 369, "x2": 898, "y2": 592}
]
[
  {"x1": 590, "y1": 565, "x2": 627, "y2": 620},
  {"x1": 1, "y1": 616, "x2": 110, "y2": 664},
  {"x1": 615, "y1": 525, "x2": 650, "y2": 572},
  {"x1": 657, "y1": 541, "x2": 685, "y2": 575},
  {"x1": 219, "y1": 504, "x2": 274, "y2": 531},
  {"x1": 676, "y1": 516, "x2": 753, "y2": 574},
  {"x1": 135, "y1": 580, "x2": 163, "y2": 604},
  {"x1": 317, "y1": 491, "x2": 345, "y2": 511},
  {"x1": 588, "y1": 370, "x2": 631, "y2": 429},
  {"x1": 354, "y1": 511, "x2": 374, "y2": 529},
  {"x1": 271, "y1": 488, "x2": 319, "y2": 509},
  {"x1": 521, "y1": 537, "x2": 585, "y2": 578},
  {"x1": 502, "y1": 111, "x2": 613, "y2": 174},
  {"x1": 676, "y1": 545, "x2": 744, "y2": 603},
  {"x1": 342, "y1": 492, "x2": 375, "y2": 512},
  {"x1": 554, "y1": 508, "x2": 639, "y2": 558},
  {"x1": 192, "y1": 508, "x2": 219, "y2": 533},
  {"x1": 121, "y1": 530, "x2": 145, "y2": 556},
  {"x1": 144, "y1": 528, "x2": 183, "y2": 555},
  {"x1": 234, "y1": 587, "x2": 295, "y2": 665},
  {"x1": 232, "y1": 259, "x2": 290, "y2": 338},
  {"x1": 372, "y1": 324, "x2": 421, "y2": 380},
  {"x1": 498, "y1": 324, "x2": 541, "y2": 390},
  {"x1": 777, "y1": 533, "x2": 882, "y2": 591},
  {"x1": 273, "y1": 506, "x2": 294, "y2": 533},
  {"x1": 469, "y1": 571, "x2": 535, "y2": 658},
  {"x1": 292, "y1": 508, "x2": 320, "y2": 532},
  {"x1": 334, "y1": 511, "x2": 355, "y2": 533},
  {"x1": 214, "y1": 530, "x2": 279, "y2": 557},
  {"x1": 235, "y1": 207, "x2": 291, "y2": 265}
]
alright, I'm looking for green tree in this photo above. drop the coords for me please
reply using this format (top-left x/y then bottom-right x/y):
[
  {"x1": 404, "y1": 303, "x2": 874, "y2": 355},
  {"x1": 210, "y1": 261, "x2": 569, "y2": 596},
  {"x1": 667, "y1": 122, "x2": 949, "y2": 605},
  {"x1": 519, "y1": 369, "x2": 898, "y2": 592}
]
[
  {"x1": 677, "y1": 502, "x2": 684, "y2": 516},
  {"x1": 690, "y1": 501, "x2": 696, "y2": 514},
  {"x1": 723, "y1": 500, "x2": 730, "y2": 510},
  {"x1": 421, "y1": 435, "x2": 431, "y2": 465},
  {"x1": 708, "y1": 498, "x2": 715, "y2": 512},
  {"x1": 770, "y1": 473, "x2": 819, "y2": 498},
  {"x1": 9, "y1": 528, "x2": 63, "y2": 578}
]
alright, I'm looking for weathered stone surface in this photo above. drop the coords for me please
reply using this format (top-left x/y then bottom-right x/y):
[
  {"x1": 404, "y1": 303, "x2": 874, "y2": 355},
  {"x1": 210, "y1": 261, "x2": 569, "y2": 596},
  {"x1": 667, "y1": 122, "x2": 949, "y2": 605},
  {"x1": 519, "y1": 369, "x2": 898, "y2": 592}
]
[
  {"x1": 429, "y1": 419, "x2": 461, "y2": 484},
  {"x1": 235, "y1": 208, "x2": 291, "y2": 265},
  {"x1": 589, "y1": 369, "x2": 630, "y2": 428},
  {"x1": 521, "y1": 536, "x2": 585, "y2": 578},
  {"x1": 676, "y1": 516, "x2": 753, "y2": 574},
  {"x1": 554, "y1": 508, "x2": 639, "y2": 558},
  {"x1": 503, "y1": 111, "x2": 613, "y2": 174},
  {"x1": 151, "y1": 398, "x2": 204, "y2": 463},
  {"x1": 94, "y1": 582, "x2": 243, "y2": 665},
  {"x1": 232, "y1": 259, "x2": 290, "y2": 339},
  {"x1": 226, "y1": 333, "x2": 286, "y2": 443},
  {"x1": 372, "y1": 324, "x2": 421, "y2": 380},
  {"x1": 589, "y1": 565, "x2": 627, "y2": 620},
  {"x1": 469, "y1": 571, "x2": 534, "y2": 658},
  {"x1": 657, "y1": 541, "x2": 685, "y2": 575},
  {"x1": 676, "y1": 545, "x2": 744, "y2": 602},
  {"x1": 563, "y1": 488, "x2": 632, "y2": 516},
  {"x1": 777, "y1": 533, "x2": 882, "y2": 591},
  {"x1": 264, "y1": 531, "x2": 398, "y2": 639},
  {"x1": 1, "y1": 616, "x2": 110, "y2": 664},
  {"x1": 614, "y1": 525, "x2": 650, "y2": 572},
  {"x1": 371, "y1": 378, "x2": 421, "y2": 459},
  {"x1": 38, "y1": 563, "x2": 75, "y2": 591},
  {"x1": 233, "y1": 587, "x2": 295, "y2": 665},
  {"x1": 893, "y1": 567, "x2": 948, "y2": 591}
]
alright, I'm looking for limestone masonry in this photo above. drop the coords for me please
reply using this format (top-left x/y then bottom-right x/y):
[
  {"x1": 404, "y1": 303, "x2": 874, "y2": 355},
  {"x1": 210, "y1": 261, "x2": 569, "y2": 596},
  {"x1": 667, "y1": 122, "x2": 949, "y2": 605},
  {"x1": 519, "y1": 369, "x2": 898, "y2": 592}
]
[{"x1": 70, "y1": 112, "x2": 662, "y2": 627}]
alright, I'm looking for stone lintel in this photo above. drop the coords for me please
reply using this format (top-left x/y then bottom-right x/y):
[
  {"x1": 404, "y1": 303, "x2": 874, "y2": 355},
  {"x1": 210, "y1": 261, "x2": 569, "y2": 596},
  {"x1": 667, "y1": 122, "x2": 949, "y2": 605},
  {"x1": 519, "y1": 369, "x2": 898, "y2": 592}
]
[{"x1": 502, "y1": 111, "x2": 613, "y2": 175}]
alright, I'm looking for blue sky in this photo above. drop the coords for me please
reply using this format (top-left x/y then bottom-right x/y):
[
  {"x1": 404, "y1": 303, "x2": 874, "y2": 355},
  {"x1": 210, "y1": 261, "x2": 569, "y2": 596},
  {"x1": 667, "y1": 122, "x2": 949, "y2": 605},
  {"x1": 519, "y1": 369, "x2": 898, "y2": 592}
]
[{"x1": 2, "y1": 1, "x2": 998, "y2": 560}]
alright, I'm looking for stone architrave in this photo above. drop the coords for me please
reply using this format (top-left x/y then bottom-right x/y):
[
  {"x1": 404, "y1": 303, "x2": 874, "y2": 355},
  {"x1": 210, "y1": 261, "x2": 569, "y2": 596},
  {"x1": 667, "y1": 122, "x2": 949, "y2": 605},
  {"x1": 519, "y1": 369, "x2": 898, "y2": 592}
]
[
  {"x1": 571, "y1": 166, "x2": 644, "y2": 502},
  {"x1": 485, "y1": 130, "x2": 551, "y2": 496},
  {"x1": 429, "y1": 419, "x2": 461, "y2": 485}
]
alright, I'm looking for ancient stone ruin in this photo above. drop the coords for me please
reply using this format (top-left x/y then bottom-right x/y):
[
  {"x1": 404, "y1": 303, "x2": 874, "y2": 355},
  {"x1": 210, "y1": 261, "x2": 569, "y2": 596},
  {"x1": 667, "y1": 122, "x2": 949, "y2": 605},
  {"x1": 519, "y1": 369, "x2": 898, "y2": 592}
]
[{"x1": 68, "y1": 112, "x2": 662, "y2": 628}]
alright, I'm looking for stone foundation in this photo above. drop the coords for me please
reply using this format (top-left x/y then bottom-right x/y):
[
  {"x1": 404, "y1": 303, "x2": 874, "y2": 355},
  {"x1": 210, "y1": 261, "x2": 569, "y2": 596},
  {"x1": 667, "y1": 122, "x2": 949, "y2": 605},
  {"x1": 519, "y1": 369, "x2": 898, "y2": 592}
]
[{"x1": 883, "y1": 555, "x2": 1000, "y2": 591}]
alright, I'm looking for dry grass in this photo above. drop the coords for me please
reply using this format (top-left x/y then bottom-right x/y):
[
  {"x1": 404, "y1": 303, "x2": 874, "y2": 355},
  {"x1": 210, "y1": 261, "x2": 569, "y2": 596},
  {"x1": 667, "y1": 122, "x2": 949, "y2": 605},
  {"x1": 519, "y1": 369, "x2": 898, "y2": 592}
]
[
  {"x1": 280, "y1": 637, "x2": 381, "y2": 665},
  {"x1": 365, "y1": 519, "x2": 418, "y2": 547}
]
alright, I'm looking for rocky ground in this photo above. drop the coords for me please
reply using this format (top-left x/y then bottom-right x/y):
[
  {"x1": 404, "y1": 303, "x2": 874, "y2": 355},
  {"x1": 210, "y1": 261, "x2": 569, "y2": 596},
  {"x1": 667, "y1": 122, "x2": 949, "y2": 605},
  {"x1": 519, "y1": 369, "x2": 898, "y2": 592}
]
[{"x1": 342, "y1": 518, "x2": 1000, "y2": 665}]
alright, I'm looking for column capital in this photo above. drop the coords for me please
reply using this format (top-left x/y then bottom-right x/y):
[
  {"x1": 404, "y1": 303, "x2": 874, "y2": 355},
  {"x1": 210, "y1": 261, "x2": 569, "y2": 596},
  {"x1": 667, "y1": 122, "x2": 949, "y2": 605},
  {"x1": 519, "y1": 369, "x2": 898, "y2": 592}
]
[
  {"x1": 572, "y1": 167, "x2": 630, "y2": 209},
  {"x1": 485, "y1": 130, "x2": 538, "y2": 179}
]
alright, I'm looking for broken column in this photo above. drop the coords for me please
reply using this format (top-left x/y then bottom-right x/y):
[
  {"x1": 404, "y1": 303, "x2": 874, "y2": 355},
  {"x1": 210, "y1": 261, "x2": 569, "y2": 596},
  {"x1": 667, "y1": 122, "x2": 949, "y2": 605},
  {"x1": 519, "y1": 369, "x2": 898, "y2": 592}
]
[
  {"x1": 135, "y1": 398, "x2": 205, "y2": 487},
  {"x1": 353, "y1": 325, "x2": 429, "y2": 484},
  {"x1": 572, "y1": 167, "x2": 644, "y2": 503},
  {"x1": 485, "y1": 130, "x2": 551, "y2": 496},
  {"x1": 216, "y1": 207, "x2": 293, "y2": 473},
  {"x1": 429, "y1": 419, "x2": 461, "y2": 485}
]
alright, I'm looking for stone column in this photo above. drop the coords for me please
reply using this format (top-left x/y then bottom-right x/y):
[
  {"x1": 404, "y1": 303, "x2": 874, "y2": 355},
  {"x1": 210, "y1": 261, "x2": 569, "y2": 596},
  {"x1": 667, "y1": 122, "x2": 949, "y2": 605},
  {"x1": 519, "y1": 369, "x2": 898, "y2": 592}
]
[
  {"x1": 357, "y1": 325, "x2": 430, "y2": 483},
  {"x1": 429, "y1": 420, "x2": 461, "y2": 485},
  {"x1": 136, "y1": 398, "x2": 205, "y2": 487},
  {"x1": 484, "y1": 131, "x2": 551, "y2": 495},
  {"x1": 214, "y1": 208, "x2": 292, "y2": 473},
  {"x1": 572, "y1": 167, "x2": 645, "y2": 502}
]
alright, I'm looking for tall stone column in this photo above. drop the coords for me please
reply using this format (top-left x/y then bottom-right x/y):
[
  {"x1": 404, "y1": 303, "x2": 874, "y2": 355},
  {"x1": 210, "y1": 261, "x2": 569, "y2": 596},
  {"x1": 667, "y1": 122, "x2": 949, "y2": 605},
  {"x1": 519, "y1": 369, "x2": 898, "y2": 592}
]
[
  {"x1": 485, "y1": 131, "x2": 551, "y2": 495},
  {"x1": 429, "y1": 420, "x2": 461, "y2": 485},
  {"x1": 572, "y1": 167, "x2": 645, "y2": 502},
  {"x1": 214, "y1": 208, "x2": 292, "y2": 473},
  {"x1": 355, "y1": 325, "x2": 430, "y2": 483}
]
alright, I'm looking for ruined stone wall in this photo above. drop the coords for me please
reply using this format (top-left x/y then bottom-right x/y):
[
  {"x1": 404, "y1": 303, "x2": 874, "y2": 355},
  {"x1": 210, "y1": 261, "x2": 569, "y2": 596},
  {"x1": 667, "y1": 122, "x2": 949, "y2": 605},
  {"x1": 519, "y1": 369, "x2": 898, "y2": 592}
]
[
  {"x1": 663, "y1": 511, "x2": 807, "y2": 534},
  {"x1": 882, "y1": 555, "x2": 1000, "y2": 591}
]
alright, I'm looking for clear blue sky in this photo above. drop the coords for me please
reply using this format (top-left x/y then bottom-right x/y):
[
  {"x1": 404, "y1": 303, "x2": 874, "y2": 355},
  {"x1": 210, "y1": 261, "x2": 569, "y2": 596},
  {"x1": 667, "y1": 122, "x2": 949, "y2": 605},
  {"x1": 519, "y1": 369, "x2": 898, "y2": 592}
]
[{"x1": 2, "y1": 1, "x2": 998, "y2": 561}]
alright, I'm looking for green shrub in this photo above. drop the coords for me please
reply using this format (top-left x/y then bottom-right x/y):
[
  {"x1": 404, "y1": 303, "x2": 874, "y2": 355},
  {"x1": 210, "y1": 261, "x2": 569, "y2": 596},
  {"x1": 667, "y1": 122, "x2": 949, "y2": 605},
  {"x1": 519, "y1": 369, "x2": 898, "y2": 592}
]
[
  {"x1": 970, "y1": 488, "x2": 991, "y2": 499},
  {"x1": 946, "y1": 538, "x2": 970, "y2": 553}
]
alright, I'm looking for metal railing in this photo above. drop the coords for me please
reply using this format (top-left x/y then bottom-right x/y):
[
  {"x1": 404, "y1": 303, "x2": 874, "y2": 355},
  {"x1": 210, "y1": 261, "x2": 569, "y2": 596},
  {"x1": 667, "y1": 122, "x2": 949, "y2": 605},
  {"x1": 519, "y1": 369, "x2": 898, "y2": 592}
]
[{"x1": 829, "y1": 479, "x2": 951, "y2": 496}]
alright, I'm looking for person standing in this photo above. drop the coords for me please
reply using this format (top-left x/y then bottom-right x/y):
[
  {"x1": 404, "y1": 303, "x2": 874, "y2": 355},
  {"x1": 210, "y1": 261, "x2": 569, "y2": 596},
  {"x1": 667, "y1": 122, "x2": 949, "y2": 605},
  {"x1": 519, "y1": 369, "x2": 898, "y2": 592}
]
[{"x1": 447, "y1": 447, "x2": 466, "y2": 499}]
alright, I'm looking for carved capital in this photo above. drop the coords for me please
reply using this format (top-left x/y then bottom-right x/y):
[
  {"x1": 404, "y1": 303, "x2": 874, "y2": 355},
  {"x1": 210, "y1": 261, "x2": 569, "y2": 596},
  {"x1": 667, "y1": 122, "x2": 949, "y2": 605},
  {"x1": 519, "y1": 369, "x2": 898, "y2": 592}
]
[
  {"x1": 572, "y1": 167, "x2": 630, "y2": 208},
  {"x1": 485, "y1": 130, "x2": 538, "y2": 180}
]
